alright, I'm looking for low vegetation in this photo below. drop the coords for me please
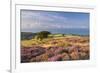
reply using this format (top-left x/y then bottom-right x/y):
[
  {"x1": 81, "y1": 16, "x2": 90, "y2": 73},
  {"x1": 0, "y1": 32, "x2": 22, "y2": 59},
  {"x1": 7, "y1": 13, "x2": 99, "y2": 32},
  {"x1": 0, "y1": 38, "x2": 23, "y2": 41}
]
[{"x1": 21, "y1": 31, "x2": 89, "y2": 63}]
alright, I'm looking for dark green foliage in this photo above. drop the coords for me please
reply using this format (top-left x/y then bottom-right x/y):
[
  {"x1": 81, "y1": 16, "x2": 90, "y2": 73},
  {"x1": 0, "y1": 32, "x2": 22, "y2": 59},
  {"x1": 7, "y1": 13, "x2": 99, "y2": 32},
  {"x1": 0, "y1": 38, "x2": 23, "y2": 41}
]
[
  {"x1": 21, "y1": 31, "x2": 51, "y2": 40},
  {"x1": 36, "y1": 31, "x2": 51, "y2": 40},
  {"x1": 62, "y1": 34, "x2": 65, "y2": 37}
]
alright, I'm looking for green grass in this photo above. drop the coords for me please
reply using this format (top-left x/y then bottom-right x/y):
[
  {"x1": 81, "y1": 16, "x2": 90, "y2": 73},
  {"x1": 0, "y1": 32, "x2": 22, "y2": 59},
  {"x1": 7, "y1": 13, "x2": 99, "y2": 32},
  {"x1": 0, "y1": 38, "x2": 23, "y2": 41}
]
[{"x1": 21, "y1": 34, "x2": 89, "y2": 48}]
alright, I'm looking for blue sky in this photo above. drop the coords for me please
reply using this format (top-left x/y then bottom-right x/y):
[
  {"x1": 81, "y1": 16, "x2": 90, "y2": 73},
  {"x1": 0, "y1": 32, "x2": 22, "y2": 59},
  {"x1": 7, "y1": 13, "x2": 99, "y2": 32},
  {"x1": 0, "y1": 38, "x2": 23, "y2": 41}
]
[{"x1": 21, "y1": 10, "x2": 89, "y2": 33}]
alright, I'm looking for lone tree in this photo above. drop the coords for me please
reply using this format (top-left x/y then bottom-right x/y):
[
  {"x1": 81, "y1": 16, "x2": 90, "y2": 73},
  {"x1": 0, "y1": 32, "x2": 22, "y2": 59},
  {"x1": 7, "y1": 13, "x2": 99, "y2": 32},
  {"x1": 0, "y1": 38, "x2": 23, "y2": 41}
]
[
  {"x1": 62, "y1": 34, "x2": 65, "y2": 37},
  {"x1": 36, "y1": 31, "x2": 51, "y2": 40}
]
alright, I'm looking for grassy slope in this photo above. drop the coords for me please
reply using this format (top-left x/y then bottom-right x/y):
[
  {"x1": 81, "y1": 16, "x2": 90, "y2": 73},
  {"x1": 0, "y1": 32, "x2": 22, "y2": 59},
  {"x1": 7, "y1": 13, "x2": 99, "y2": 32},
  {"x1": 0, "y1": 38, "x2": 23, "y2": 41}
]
[{"x1": 21, "y1": 34, "x2": 89, "y2": 48}]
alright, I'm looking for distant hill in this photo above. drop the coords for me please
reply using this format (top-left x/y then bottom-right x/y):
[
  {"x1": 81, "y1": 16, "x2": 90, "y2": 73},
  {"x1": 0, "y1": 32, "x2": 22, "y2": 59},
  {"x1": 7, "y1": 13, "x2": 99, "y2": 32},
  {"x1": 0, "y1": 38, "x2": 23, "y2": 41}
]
[
  {"x1": 21, "y1": 31, "x2": 89, "y2": 40},
  {"x1": 21, "y1": 32, "x2": 36, "y2": 40}
]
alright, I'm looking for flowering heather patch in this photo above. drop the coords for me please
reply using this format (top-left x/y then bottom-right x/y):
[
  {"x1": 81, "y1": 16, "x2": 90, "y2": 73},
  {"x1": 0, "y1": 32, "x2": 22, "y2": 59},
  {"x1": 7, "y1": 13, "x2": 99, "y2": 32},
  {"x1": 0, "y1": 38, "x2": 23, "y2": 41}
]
[{"x1": 21, "y1": 35, "x2": 89, "y2": 63}]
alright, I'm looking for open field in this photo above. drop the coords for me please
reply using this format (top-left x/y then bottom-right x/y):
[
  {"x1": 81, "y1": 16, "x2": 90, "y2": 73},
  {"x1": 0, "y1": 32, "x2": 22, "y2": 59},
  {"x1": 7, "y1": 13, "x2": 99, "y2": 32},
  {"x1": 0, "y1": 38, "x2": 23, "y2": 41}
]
[{"x1": 21, "y1": 34, "x2": 89, "y2": 63}]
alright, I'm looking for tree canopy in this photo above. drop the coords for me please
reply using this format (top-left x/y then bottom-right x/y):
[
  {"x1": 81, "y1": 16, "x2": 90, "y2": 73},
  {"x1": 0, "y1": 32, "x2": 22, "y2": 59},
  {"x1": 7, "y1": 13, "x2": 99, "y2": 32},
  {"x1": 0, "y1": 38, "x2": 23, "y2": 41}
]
[{"x1": 36, "y1": 31, "x2": 51, "y2": 40}]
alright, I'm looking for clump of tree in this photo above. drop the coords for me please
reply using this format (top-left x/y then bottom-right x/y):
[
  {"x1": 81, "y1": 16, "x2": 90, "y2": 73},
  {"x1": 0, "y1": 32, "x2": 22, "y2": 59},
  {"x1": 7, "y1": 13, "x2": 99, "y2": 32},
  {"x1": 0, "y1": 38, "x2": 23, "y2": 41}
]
[
  {"x1": 62, "y1": 34, "x2": 65, "y2": 37},
  {"x1": 36, "y1": 31, "x2": 51, "y2": 40}
]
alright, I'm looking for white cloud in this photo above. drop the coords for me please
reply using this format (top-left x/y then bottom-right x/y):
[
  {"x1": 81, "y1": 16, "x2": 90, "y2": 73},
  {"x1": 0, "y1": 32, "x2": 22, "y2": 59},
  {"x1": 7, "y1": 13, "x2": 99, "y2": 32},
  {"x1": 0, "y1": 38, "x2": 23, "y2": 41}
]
[{"x1": 21, "y1": 10, "x2": 89, "y2": 32}]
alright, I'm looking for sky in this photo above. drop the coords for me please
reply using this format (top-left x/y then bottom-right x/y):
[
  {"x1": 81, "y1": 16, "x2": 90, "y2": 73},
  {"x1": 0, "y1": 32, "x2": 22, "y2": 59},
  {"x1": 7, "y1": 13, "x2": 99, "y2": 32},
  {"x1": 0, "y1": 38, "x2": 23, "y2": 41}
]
[{"x1": 21, "y1": 10, "x2": 89, "y2": 33}]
